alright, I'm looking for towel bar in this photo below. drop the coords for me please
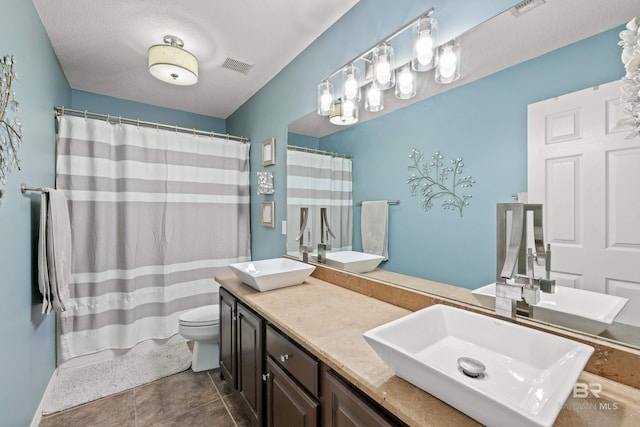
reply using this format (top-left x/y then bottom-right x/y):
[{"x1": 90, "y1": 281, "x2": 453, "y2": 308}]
[
  {"x1": 356, "y1": 200, "x2": 400, "y2": 206},
  {"x1": 21, "y1": 183, "x2": 44, "y2": 193}
]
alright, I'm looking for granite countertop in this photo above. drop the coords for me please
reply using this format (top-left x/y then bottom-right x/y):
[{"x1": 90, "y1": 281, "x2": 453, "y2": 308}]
[{"x1": 216, "y1": 274, "x2": 640, "y2": 427}]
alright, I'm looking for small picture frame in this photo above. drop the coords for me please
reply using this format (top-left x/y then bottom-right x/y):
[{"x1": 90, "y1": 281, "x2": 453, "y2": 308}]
[
  {"x1": 261, "y1": 201, "x2": 275, "y2": 227},
  {"x1": 262, "y1": 138, "x2": 275, "y2": 166}
]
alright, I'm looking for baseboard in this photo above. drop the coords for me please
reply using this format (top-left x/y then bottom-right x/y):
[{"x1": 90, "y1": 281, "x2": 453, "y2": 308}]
[{"x1": 30, "y1": 367, "x2": 58, "y2": 427}]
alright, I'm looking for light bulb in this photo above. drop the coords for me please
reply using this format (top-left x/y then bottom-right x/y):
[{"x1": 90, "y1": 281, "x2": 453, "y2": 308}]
[
  {"x1": 368, "y1": 86, "x2": 381, "y2": 108},
  {"x1": 398, "y1": 69, "x2": 413, "y2": 95},
  {"x1": 320, "y1": 91, "x2": 332, "y2": 111},
  {"x1": 317, "y1": 80, "x2": 334, "y2": 116},
  {"x1": 415, "y1": 34, "x2": 434, "y2": 65},
  {"x1": 345, "y1": 74, "x2": 358, "y2": 99},
  {"x1": 376, "y1": 59, "x2": 391, "y2": 85},
  {"x1": 343, "y1": 99, "x2": 355, "y2": 118},
  {"x1": 439, "y1": 47, "x2": 457, "y2": 78}
]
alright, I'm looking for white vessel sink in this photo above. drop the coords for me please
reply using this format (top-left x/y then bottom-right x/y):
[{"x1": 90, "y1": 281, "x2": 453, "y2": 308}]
[
  {"x1": 472, "y1": 283, "x2": 628, "y2": 335},
  {"x1": 229, "y1": 258, "x2": 315, "y2": 292},
  {"x1": 363, "y1": 304, "x2": 593, "y2": 427},
  {"x1": 311, "y1": 250, "x2": 385, "y2": 273}
]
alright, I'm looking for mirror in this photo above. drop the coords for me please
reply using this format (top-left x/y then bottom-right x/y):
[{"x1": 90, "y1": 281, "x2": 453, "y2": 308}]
[{"x1": 285, "y1": 0, "x2": 640, "y2": 349}]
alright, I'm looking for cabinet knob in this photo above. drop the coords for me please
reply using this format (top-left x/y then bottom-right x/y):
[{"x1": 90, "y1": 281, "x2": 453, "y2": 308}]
[
  {"x1": 280, "y1": 354, "x2": 289, "y2": 363},
  {"x1": 262, "y1": 373, "x2": 270, "y2": 382}
]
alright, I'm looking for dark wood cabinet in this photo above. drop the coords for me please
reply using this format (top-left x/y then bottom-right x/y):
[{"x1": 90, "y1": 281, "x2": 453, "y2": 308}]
[
  {"x1": 237, "y1": 303, "x2": 265, "y2": 427},
  {"x1": 265, "y1": 357, "x2": 319, "y2": 427},
  {"x1": 323, "y1": 370, "x2": 398, "y2": 427},
  {"x1": 219, "y1": 287, "x2": 236, "y2": 388},
  {"x1": 220, "y1": 285, "x2": 402, "y2": 427}
]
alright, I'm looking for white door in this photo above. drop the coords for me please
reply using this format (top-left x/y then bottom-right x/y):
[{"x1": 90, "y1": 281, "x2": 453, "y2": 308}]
[{"x1": 528, "y1": 80, "x2": 640, "y2": 327}]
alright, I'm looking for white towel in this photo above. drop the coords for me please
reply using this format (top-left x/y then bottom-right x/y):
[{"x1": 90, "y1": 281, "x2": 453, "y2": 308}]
[
  {"x1": 38, "y1": 189, "x2": 72, "y2": 314},
  {"x1": 361, "y1": 201, "x2": 389, "y2": 260}
]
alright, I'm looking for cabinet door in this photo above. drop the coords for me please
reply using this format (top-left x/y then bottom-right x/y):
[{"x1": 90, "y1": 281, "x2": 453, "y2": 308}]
[
  {"x1": 323, "y1": 370, "x2": 398, "y2": 427},
  {"x1": 219, "y1": 287, "x2": 236, "y2": 388},
  {"x1": 237, "y1": 303, "x2": 265, "y2": 427},
  {"x1": 266, "y1": 357, "x2": 319, "y2": 427}
]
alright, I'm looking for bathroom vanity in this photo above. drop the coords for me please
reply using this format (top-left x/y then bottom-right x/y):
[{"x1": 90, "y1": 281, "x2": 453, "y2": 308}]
[{"x1": 216, "y1": 263, "x2": 640, "y2": 427}]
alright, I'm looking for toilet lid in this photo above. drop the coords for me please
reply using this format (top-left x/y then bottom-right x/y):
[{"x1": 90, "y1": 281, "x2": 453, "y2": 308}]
[{"x1": 179, "y1": 304, "x2": 220, "y2": 326}]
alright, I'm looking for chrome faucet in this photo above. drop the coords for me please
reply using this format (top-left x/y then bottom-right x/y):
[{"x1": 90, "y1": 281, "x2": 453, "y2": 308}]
[
  {"x1": 495, "y1": 203, "x2": 556, "y2": 319},
  {"x1": 295, "y1": 207, "x2": 313, "y2": 262},
  {"x1": 317, "y1": 207, "x2": 335, "y2": 264}
]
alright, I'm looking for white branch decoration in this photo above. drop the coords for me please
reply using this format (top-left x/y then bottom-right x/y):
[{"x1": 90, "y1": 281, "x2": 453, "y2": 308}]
[
  {"x1": 407, "y1": 149, "x2": 474, "y2": 217},
  {"x1": 1, "y1": 55, "x2": 23, "y2": 186},
  {"x1": 619, "y1": 17, "x2": 640, "y2": 139}
]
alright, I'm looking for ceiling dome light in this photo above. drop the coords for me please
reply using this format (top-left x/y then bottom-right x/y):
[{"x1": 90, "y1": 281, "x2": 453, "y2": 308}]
[{"x1": 148, "y1": 35, "x2": 198, "y2": 86}]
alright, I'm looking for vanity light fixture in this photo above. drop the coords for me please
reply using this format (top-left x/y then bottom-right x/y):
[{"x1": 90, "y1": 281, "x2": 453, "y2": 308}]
[
  {"x1": 365, "y1": 82, "x2": 384, "y2": 112},
  {"x1": 342, "y1": 63, "x2": 361, "y2": 102},
  {"x1": 148, "y1": 35, "x2": 199, "y2": 86},
  {"x1": 317, "y1": 80, "x2": 334, "y2": 116},
  {"x1": 316, "y1": 7, "x2": 464, "y2": 126},
  {"x1": 395, "y1": 64, "x2": 417, "y2": 99},
  {"x1": 412, "y1": 15, "x2": 438, "y2": 72},
  {"x1": 435, "y1": 38, "x2": 461, "y2": 84},
  {"x1": 372, "y1": 43, "x2": 395, "y2": 90},
  {"x1": 329, "y1": 98, "x2": 359, "y2": 125}
]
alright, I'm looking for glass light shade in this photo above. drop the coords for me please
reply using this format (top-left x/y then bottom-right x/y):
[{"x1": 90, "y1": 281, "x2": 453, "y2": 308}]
[
  {"x1": 342, "y1": 64, "x2": 361, "y2": 102},
  {"x1": 411, "y1": 16, "x2": 438, "y2": 72},
  {"x1": 329, "y1": 98, "x2": 359, "y2": 125},
  {"x1": 148, "y1": 44, "x2": 198, "y2": 86},
  {"x1": 435, "y1": 38, "x2": 461, "y2": 84},
  {"x1": 395, "y1": 65, "x2": 416, "y2": 99},
  {"x1": 372, "y1": 43, "x2": 395, "y2": 90},
  {"x1": 317, "y1": 80, "x2": 334, "y2": 116},
  {"x1": 365, "y1": 83, "x2": 384, "y2": 112}
]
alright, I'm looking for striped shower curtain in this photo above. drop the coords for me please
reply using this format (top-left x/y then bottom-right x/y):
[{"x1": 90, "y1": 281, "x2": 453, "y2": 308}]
[
  {"x1": 286, "y1": 149, "x2": 352, "y2": 254},
  {"x1": 55, "y1": 115, "x2": 250, "y2": 361}
]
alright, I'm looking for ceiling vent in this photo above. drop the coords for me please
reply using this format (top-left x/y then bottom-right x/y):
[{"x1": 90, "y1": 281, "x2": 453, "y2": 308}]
[
  {"x1": 221, "y1": 57, "x2": 254, "y2": 75},
  {"x1": 510, "y1": 0, "x2": 545, "y2": 17}
]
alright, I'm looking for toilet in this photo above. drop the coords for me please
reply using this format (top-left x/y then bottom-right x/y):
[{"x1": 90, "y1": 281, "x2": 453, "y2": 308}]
[{"x1": 178, "y1": 304, "x2": 220, "y2": 372}]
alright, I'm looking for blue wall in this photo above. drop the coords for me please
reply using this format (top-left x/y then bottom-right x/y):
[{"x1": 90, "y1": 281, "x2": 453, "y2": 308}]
[
  {"x1": 71, "y1": 90, "x2": 226, "y2": 133},
  {"x1": 319, "y1": 27, "x2": 624, "y2": 289},
  {"x1": 228, "y1": 0, "x2": 625, "y2": 288},
  {"x1": 227, "y1": 0, "x2": 521, "y2": 260},
  {"x1": 287, "y1": 132, "x2": 319, "y2": 150},
  {"x1": 0, "y1": 1, "x2": 70, "y2": 425}
]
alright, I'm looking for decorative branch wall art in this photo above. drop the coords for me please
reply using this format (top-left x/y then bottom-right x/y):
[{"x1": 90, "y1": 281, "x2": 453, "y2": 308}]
[
  {"x1": 0, "y1": 55, "x2": 22, "y2": 186},
  {"x1": 407, "y1": 149, "x2": 475, "y2": 217},
  {"x1": 619, "y1": 17, "x2": 640, "y2": 139}
]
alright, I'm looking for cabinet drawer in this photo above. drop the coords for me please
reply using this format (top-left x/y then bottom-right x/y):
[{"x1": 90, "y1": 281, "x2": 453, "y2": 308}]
[{"x1": 266, "y1": 324, "x2": 319, "y2": 397}]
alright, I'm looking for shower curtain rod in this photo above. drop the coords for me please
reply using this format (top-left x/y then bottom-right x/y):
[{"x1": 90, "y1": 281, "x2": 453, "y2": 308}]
[
  {"x1": 287, "y1": 144, "x2": 352, "y2": 159},
  {"x1": 54, "y1": 106, "x2": 249, "y2": 143}
]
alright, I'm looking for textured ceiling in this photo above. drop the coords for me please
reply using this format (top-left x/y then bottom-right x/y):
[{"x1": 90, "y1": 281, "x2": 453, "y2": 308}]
[{"x1": 32, "y1": 0, "x2": 359, "y2": 118}]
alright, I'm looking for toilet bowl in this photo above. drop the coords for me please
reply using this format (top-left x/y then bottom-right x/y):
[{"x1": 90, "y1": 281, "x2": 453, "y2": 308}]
[{"x1": 178, "y1": 304, "x2": 220, "y2": 372}]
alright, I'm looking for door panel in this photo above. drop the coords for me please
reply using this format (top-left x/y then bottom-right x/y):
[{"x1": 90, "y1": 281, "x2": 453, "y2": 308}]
[{"x1": 528, "y1": 81, "x2": 640, "y2": 327}]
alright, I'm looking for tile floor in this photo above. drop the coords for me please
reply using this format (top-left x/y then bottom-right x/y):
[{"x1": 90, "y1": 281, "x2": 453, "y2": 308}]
[{"x1": 39, "y1": 368, "x2": 251, "y2": 427}]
